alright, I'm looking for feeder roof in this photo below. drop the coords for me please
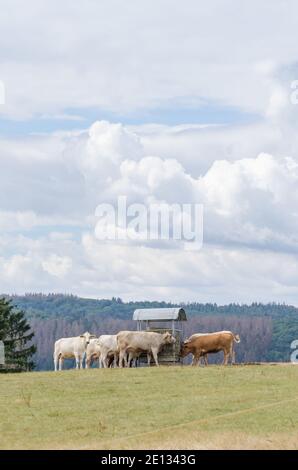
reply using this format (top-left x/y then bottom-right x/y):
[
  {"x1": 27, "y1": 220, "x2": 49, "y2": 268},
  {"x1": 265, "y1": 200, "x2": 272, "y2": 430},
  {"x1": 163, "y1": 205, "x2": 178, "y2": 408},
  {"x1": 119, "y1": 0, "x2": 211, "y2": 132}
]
[{"x1": 133, "y1": 307, "x2": 187, "y2": 321}]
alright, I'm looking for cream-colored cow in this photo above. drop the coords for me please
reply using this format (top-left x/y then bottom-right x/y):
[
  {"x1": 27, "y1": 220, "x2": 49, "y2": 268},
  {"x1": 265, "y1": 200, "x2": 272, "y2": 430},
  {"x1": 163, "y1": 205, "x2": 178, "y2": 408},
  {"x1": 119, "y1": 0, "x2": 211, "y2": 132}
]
[
  {"x1": 53, "y1": 332, "x2": 96, "y2": 370},
  {"x1": 117, "y1": 331, "x2": 176, "y2": 367}
]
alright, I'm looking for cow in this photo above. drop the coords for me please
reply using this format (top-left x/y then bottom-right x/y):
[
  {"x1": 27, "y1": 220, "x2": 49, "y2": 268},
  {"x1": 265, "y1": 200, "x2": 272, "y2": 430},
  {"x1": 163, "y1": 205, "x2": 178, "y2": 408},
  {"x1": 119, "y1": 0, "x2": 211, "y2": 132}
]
[
  {"x1": 53, "y1": 332, "x2": 96, "y2": 371},
  {"x1": 127, "y1": 349, "x2": 153, "y2": 367},
  {"x1": 97, "y1": 334, "x2": 119, "y2": 368},
  {"x1": 117, "y1": 331, "x2": 176, "y2": 367},
  {"x1": 181, "y1": 331, "x2": 240, "y2": 366},
  {"x1": 86, "y1": 338, "x2": 102, "y2": 369},
  {"x1": 127, "y1": 349, "x2": 140, "y2": 367}
]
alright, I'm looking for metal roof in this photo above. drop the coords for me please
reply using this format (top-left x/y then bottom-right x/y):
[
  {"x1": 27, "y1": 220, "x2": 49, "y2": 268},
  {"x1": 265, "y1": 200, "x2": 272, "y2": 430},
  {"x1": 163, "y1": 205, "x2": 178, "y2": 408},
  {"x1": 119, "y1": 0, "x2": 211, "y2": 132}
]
[{"x1": 133, "y1": 307, "x2": 187, "y2": 321}]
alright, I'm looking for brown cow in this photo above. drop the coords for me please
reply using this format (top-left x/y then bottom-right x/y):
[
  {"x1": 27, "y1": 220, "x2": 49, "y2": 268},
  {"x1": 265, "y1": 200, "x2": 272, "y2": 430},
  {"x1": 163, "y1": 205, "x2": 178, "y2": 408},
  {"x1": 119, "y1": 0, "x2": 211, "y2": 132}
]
[{"x1": 181, "y1": 331, "x2": 240, "y2": 366}]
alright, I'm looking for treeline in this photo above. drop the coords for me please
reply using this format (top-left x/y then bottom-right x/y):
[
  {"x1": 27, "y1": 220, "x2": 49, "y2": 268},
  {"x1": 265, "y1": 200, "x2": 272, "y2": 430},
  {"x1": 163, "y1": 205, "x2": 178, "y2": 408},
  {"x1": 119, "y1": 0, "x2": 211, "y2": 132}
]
[
  {"x1": 3, "y1": 294, "x2": 298, "y2": 370},
  {"x1": 5, "y1": 293, "x2": 298, "y2": 320}
]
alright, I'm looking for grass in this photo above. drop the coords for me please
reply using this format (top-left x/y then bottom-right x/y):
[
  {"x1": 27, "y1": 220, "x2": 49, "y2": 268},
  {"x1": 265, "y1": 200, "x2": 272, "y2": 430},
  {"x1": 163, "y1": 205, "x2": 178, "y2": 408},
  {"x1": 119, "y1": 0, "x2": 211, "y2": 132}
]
[{"x1": 1, "y1": 365, "x2": 298, "y2": 449}]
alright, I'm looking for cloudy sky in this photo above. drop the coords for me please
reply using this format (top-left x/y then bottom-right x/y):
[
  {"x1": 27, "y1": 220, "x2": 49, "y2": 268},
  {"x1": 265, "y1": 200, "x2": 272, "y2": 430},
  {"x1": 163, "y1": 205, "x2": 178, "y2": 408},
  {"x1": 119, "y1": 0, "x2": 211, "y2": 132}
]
[{"x1": 1, "y1": 0, "x2": 298, "y2": 304}]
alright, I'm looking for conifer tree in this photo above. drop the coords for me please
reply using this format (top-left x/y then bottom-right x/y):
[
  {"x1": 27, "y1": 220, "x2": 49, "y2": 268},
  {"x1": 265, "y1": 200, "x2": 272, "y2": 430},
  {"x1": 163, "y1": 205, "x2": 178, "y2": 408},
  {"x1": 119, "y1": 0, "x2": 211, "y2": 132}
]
[{"x1": 0, "y1": 298, "x2": 36, "y2": 371}]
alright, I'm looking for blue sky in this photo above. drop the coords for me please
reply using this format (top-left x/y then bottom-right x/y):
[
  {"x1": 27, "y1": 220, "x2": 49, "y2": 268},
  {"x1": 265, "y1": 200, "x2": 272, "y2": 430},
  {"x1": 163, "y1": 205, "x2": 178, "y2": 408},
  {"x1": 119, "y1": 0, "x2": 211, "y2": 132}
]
[{"x1": 0, "y1": 102, "x2": 259, "y2": 137}]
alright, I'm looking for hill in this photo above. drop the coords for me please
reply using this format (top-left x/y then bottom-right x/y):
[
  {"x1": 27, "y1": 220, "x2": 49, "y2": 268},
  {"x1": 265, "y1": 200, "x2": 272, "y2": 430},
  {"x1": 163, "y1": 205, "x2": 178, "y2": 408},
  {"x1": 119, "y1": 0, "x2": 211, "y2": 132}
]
[
  {"x1": 5, "y1": 293, "x2": 298, "y2": 320},
  {"x1": 2, "y1": 294, "x2": 298, "y2": 369}
]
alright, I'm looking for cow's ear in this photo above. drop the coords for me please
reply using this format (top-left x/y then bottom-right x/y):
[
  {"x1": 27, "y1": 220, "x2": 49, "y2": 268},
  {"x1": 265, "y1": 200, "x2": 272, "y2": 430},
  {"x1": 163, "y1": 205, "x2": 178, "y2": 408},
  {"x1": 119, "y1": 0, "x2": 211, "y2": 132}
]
[
  {"x1": 90, "y1": 335, "x2": 96, "y2": 338},
  {"x1": 80, "y1": 335, "x2": 84, "y2": 338}
]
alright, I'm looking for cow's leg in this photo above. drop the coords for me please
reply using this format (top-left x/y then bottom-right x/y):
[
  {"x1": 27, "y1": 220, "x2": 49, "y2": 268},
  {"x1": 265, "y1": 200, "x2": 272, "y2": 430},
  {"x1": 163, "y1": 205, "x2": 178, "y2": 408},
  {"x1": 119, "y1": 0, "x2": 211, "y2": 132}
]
[
  {"x1": 192, "y1": 354, "x2": 200, "y2": 366},
  {"x1": 54, "y1": 354, "x2": 59, "y2": 371},
  {"x1": 79, "y1": 355, "x2": 84, "y2": 369},
  {"x1": 119, "y1": 349, "x2": 127, "y2": 368},
  {"x1": 229, "y1": 346, "x2": 235, "y2": 365},
  {"x1": 118, "y1": 351, "x2": 123, "y2": 368},
  {"x1": 101, "y1": 353, "x2": 108, "y2": 368},
  {"x1": 86, "y1": 356, "x2": 90, "y2": 369},
  {"x1": 75, "y1": 354, "x2": 80, "y2": 369},
  {"x1": 223, "y1": 350, "x2": 229, "y2": 365},
  {"x1": 203, "y1": 354, "x2": 208, "y2": 366},
  {"x1": 123, "y1": 351, "x2": 128, "y2": 367},
  {"x1": 59, "y1": 356, "x2": 64, "y2": 371},
  {"x1": 128, "y1": 352, "x2": 132, "y2": 367},
  {"x1": 113, "y1": 354, "x2": 118, "y2": 368},
  {"x1": 151, "y1": 348, "x2": 159, "y2": 367},
  {"x1": 108, "y1": 355, "x2": 114, "y2": 368},
  {"x1": 147, "y1": 352, "x2": 151, "y2": 367}
]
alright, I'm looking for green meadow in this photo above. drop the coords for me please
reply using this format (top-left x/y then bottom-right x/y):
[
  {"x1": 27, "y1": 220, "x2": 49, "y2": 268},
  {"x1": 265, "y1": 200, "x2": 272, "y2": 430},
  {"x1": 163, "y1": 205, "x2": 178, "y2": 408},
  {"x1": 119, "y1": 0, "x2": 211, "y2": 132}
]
[{"x1": 1, "y1": 365, "x2": 298, "y2": 449}]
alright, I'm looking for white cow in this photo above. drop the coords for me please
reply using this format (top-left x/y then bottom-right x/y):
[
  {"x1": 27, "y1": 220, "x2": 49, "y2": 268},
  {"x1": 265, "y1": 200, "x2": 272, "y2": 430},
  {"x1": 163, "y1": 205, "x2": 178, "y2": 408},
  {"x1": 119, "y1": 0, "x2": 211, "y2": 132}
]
[
  {"x1": 97, "y1": 335, "x2": 119, "y2": 368},
  {"x1": 86, "y1": 338, "x2": 102, "y2": 369},
  {"x1": 53, "y1": 332, "x2": 96, "y2": 371},
  {"x1": 117, "y1": 331, "x2": 176, "y2": 367}
]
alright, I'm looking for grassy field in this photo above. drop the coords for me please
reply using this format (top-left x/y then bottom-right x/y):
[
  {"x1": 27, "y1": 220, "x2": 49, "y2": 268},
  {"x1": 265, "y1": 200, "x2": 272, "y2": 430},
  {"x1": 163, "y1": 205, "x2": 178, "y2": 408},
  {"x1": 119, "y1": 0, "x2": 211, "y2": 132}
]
[{"x1": 1, "y1": 365, "x2": 298, "y2": 450}]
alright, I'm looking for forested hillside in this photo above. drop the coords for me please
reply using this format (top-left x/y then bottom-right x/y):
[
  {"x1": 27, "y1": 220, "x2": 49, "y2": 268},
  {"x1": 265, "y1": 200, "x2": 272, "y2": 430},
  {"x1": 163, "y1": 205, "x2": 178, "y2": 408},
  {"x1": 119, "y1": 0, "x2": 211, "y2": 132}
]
[{"x1": 3, "y1": 294, "x2": 298, "y2": 370}]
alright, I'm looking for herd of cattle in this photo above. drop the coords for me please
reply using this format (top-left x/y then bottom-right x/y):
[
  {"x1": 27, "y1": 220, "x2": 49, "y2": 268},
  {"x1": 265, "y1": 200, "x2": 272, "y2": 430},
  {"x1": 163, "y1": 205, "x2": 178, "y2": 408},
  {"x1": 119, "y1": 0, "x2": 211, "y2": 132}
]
[{"x1": 53, "y1": 329, "x2": 241, "y2": 370}]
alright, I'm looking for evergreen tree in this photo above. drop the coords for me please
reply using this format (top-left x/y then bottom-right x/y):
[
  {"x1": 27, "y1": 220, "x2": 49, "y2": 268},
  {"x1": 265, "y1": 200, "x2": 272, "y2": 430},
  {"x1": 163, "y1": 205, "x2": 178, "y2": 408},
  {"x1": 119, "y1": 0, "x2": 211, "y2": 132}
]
[{"x1": 0, "y1": 298, "x2": 36, "y2": 371}]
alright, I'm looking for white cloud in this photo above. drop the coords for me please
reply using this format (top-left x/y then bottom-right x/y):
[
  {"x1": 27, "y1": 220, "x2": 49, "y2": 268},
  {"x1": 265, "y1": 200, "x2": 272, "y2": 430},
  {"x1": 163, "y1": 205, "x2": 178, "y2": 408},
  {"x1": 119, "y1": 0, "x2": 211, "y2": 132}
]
[
  {"x1": 1, "y1": 119, "x2": 298, "y2": 302},
  {"x1": 42, "y1": 254, "x2": 72, "y2": 278},
  {"x1": 2, "y1": 254, "x2": 33, "y2": 280},
  {"x1": 1, "y1": 0, "x2": 298, "y2": 119},
  {"x1": 0, "y1": 211, "x2": 38, "y2": 231},
  {"x1": 0, "y1": 220, "x2": 298, "y2": 304},
  {"x1": 2, "y1": 0, "x2": 298, "y2": 302},
  {"x1": 77, "y1": 121, "x2": 143, "y2": 190}
]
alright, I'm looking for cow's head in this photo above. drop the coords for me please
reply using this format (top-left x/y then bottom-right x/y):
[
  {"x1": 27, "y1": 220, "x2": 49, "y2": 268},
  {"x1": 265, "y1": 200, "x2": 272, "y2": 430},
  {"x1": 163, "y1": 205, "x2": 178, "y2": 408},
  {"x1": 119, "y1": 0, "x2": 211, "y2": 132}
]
[
  {"x1": 163, "y1": 332, "x2": 176, "y2": 345},
  {"x1": 80, "y1": 332, "x2": 96, "y2": 346},
  {"x1": 180, "y1": 339, "x2": 192, "y2": 357}
]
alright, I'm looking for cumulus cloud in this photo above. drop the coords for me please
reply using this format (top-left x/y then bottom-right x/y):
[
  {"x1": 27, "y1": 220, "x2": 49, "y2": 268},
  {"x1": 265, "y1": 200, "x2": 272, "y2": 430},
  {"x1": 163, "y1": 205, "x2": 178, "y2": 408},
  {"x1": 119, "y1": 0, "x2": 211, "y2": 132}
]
[
  {"x1": 1, "y1": 0, "x2": 298, "y2": 119},
  {"x1": 42, "y1": 254, "x2": 72, "y2": 278},
  {"x1": 77, "y1": 121, "x2": 143, "y2": 193},
  {"x1": 2, "y1": 227, "x2": 289, "y2": 304},
  {"x1": 1, "y1": 118, "x2": 298, "y2": 301},
  {"x1": 3, "y1": 1, "x2": 298, "y2": 303}
]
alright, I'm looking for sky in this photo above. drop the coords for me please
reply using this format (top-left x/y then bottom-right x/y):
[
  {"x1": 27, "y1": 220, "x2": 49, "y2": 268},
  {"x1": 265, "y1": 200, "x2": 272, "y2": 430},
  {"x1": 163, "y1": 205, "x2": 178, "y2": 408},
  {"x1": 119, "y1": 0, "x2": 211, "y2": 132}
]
[{"x1": 1, "y1": 0, "x2": 298, "y2": 304}]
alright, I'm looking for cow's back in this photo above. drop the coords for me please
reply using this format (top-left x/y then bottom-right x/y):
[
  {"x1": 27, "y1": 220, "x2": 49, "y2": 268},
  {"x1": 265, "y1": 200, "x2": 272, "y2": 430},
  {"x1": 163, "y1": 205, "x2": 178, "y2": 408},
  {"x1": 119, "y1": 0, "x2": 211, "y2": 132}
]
[
  {"x1": 54, "y1": 336, "x2": 83, "y2": 355},
  {"x1": 117, "y1": 331, "x2": 161, "y2": 351},
  {"x1": 190, "y1": 332, "x2": 234, "y2": 352},
  {"x1": 98, "y1": 334, "x2": 118, "y2": 352}
]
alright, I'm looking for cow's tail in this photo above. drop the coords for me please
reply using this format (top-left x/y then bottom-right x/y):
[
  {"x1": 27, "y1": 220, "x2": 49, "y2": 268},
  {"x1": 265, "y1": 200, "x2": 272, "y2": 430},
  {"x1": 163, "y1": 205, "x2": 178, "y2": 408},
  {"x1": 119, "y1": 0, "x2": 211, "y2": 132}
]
[{"x1": 233, "y1": 334, "x2": 240, "y2": 343}]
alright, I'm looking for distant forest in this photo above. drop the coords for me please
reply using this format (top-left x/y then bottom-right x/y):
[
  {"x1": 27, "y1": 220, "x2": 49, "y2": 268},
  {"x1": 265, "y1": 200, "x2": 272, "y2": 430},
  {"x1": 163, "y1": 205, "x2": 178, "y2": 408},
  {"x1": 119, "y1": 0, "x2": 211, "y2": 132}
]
[{"x1": 3, "y1": 293, "x2": 298, "y2": 370}]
